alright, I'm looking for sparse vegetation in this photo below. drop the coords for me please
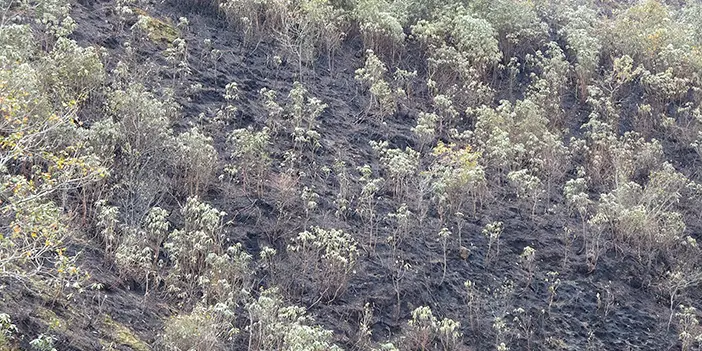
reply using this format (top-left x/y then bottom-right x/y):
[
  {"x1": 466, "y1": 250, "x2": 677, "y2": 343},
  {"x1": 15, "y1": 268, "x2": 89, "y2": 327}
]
[{"x1": 3, "y1": 0, "x2": 702, "y2": 350}]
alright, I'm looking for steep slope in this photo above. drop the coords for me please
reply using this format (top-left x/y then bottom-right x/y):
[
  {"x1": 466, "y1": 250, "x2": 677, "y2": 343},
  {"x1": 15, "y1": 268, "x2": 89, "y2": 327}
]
[{"x1": 2, "y1": 0, "x2": 702, "y2": 350}]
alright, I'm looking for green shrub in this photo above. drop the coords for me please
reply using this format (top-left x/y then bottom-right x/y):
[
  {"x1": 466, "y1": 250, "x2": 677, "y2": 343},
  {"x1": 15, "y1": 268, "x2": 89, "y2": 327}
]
[
  {"x1": 590, "y1": 163, "x2": 689, "y2": 266},
  {"x1": 160, "y1": 305, "x2": 236, "y2": 351},
  {"x1": 175, "y1": 128, "x2": 218, "y2": 196},
  {"x1": 287, "y1": 226, "x2": 359, "y2": 301},
  {"x1": 226, "y1": 127, "x2": 271, "y2": 193},
  {"x1": 164, "y1": 197, "x2": 227, "y2": 299},
  {"x1": 370, "y1": 140, "x2": 420, "y2": 199},
  {"x1": 355, "y1": 50, "x2": 398, "y2": 118},
  {"x1": 401, "y1": 306, "x2": 462, "y2": 351},
  {"x1": 246, "y1": 288, "x2": 343, "y2": 351},
  {"x1": 353, "y1": 0, "x2": 406, "y2": 58},
  {"x1": 41, "y1": 37, "x2": 104, "y2": 106},
  {"x1": 425, "y1": 141, "x2": 485, "y2": 216}
]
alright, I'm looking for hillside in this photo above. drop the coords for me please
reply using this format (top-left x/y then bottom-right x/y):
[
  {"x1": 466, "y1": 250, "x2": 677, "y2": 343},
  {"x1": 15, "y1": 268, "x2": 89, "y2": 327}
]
[{"x1": 2, "y1": 0, "x2": 702, "y2": 350}]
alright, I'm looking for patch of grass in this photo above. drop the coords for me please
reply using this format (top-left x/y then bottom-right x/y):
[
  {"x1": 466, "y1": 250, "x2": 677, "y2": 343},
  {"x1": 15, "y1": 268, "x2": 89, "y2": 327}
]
[
  {"x1": 132, "y1": 8, "x2": 180, "y2": 44},
  {"x1": 34, "y1": 307, "x2": 67, "y2": 333},
  {"x1": 103, "y1": 316, "x2": 151, "y2": 351}
]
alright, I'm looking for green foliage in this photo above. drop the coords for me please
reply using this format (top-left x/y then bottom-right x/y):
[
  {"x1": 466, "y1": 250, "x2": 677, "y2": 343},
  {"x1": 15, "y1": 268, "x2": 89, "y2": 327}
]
[
  {"x1": 410, "y1": 7, "x2": 497, "y2": 106},
  {"x1": 0, "y1": 32, "x2": 106, "y2": 281},
  {"x1": 34, "y1": 0, "x2": 76, "y2": 39},
  {"x1": 525, "y1": 42, "x2": 570, "y2": 128},
  {"x1": 286, "y1": 81, "x2": 327, "y2": 152},
  {"x1": 402, "y1": 306, "x2": 462, "y2": 351},
  {"x1": 160, "y1": 304, "x2": 236, "y2": 351},
  {"x1": 131, "y1": 13, "x2": 180, "y2": 43},
  {"x1": 0, "y1": 313, "x2": 18, "y2": 348},
  {"x1": 175, "y1": 128, "x2": 218, "y2": 196},
  {"x1": 42, "y1": 38, "x2": 104, "y2": 105},
  {"x1": 353, "y1": 0, "x2": 406, "y2": 56},
  {"x1": 164, "y1": 197, "x2": 228, "y2": 299},
  {"x1": 581, "y1": 116, "x2": 663, "y2": 189},
  {"x1": 115, "y1": 206, "x2": 169, "y2": 293},
  {"x1": 558, "y1": 5, "x2": 601, "y2": 96},
  {"x1": 468, "y1": 0, "x2": 548, "y2": 58},
  {"x1": 483, "y1": 221, "x2": 503, "y2": 264},
  {"x1": 107, "y1": 84, "x2": 178, "y2": 226},
  {"x1": 411, "y1": 6, "x2": 501, "y2": 78},
  {"x1": 0, "y1": 24, "x2": 36, "y2": 63},
  {"x1": 610, "y1": 0, "x2": 702, "y2": 80},
  {"x1": 288, "y1": 226, "x2": 358, "y2": 300},
  {"x1": 355, "y1": 50, "x2": 398, "y2": 118},
  {"x1": 30, "y1": 334, "x2": 57, "y2": 351},
  {"x1": 246, "y1": 288, "x2": 343, "y2": 351},
  {"x1": 675, "y1": 305, "x2": 702, "y2": 351},
  {"x1": 472, "y1": 98, "x2": 568, "y2": 184},
  {"x1": 590, "y1": 163, "x2": 690, "y2": 265},
  {"x1": 356, "y1": 164, "x2": 384, "y2": 242},
  {"x1": 426, "y1": 141, "x2": 485, "y2": 215},
  {"x1": 226, "y1": 127, "x2": 271, "y2": 192},
  {"x1": 370, "y1": 140, "x2": 420, "y2": 199},
  {"x1": 507, "y1": 169, "x2": 543, "y2": 216},
  {"x1": 96, "y1": 200, "x2": 120, "y2": 259}
]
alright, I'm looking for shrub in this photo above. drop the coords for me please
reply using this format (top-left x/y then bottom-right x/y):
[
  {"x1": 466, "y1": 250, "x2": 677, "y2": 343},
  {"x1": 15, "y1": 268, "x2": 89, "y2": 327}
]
[
  {"x1": 226, "y1": 127, "x2": 271, "y2": 193},
  {"x1": 199, "y1": 242, "x2": 253, "y2": 305},
  {"x1": 246, "y1": 288, "x2": 343, "y2": 351},
  {"x1": 524, "y1": 42, "x2": 570, "y2": 128},
  {"x1": 95, "y1": 200, "x2": 120, "y2": 260},
  {"x1": 41, "y1": 37, "x2": 104, "y2": 106},
  {"x1": 426, "y1": 141, "x2": 485, "y2": 217},
  {"x1": 412, "y1": 112, "x2": 438, "y2": 148},
  {"x1": 164, "y1": 197, "x2": 227, "y2": 299},
  {"x1": 472, "y1": 98, "x2": 568, "y2": 187},
  {"x1": 29, "y1": 334, "x2": 57, "y2": 351},
  {"x1": 411, "y1": 6, "x2": 500, "y2": 79},
  {"x1": 0, "y1": 41, "x2": 105, "y2": 282},
  {"x1": 675, "y1": 305, "x2": 702, "y2": 351},
  {"x1": 286, "y1": 81, "x2": 327, "y2": 152},
  {"x1": 590, "y1": 163, "x2": 689, "y2": 266},
  {"x1": 402, "y1": 306, "x2": 462, "y2": 351},
  {"x1": 370, "y1": 140, "x2": 420, "y2": 199},
  {"x1": 353, "y1": 0, "x2": 406, "y2": 58},
  {"x1": 107, "y1": 85, "x2": 178, "y2": 227},
  {"x1": 507, "y1": 169, "x2": 543, "y2": 216},
  {"x1": 355, "y1": 50, "x2": 398, "y2": 118},
  {"x1": 287, "y1": 226, "x2": 359, "y2": 301},
  {"x1": 114, "y1": 207, "x2": 169, "y2": 293},
  {"x1": 483, "y1": 221, "x2": 503, "y2": 264},
  {"x1": 558, "y1": 5, "x2": 601, "y2": 99},
  {"x1": 410, "y1": 7, "x2": 498, "y2": 105},
  {"x1": 356, "y1": 164, "x2": 384, "y2": 244},
  {"x1": 0, "y1": 313, "x2": 18, "y2": 348},
  {"x1": 468, "y1": 0, "x2": 548, "y2": 59},
  {"x1": 175, "y1": 128, "x2": 218, "y2": 196},
  {"x1": 0, "y1": 24, "x2": 36, "y2": 63},
  {"x1": 160, "y1": 304, "x2": 236, "y2": 351}
]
